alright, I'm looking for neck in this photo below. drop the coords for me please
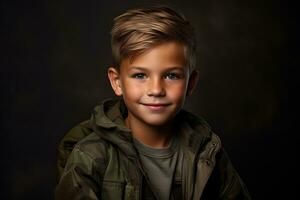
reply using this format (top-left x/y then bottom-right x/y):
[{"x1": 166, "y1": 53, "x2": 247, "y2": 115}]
[{"x1": 125, "y1": 116, "x2": 174, "y2": 148}]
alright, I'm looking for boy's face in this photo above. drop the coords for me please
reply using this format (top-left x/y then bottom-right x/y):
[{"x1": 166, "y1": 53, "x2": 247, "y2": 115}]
[{"x1": 108, "y1": 42, "x2": 198, "y2": 127}]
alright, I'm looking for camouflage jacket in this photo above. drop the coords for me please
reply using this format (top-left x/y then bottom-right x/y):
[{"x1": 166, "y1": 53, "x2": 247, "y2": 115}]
[{"x1": 55, "y1": 99, "x2": 251, "y2": 199}]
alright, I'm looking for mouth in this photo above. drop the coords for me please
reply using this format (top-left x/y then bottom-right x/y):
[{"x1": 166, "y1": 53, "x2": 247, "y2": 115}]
[{"x1": 141, "y1": 103, "x2": 171, "y2": 111}]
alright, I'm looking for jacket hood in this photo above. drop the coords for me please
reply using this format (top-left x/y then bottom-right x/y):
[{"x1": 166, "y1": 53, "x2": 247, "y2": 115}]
[{"x1": 90, "y1": 98, "x2": 213, "y2": 159}]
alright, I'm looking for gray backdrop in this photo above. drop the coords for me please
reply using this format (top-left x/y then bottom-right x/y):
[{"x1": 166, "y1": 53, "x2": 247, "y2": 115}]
[{"x1": 2, "y1": 0, "x2": 298, "y2": 199}]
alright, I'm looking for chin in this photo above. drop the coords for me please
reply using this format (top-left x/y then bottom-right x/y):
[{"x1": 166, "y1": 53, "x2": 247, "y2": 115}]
[{"x1": 142, "y1": 116, "x2": 173, "y2": 127}]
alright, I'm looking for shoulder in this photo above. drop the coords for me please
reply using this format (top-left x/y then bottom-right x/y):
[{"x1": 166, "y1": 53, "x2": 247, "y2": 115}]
[
  {"x1": 58, "y1": 120, "x2": 93, "y2": 149},
  {"x1": 177, "y1": 109, "x2": 212, "y2": 136},
  {"x1": 60, "y1": 127, "x2": 119, "y2": 178},
  {"x1": 177, "y1": 109, "x2": 221, "y2": 149},
  {"x1": 57, "y1": 120, "x2": 93, "y2": 178},
  {"x1": 61, "y1": 133, "x2": 109, "y2": 176},
  {"x1": 74, "y1": 132, "x2": 109, "y2": 162},
  {"x1": 57, "y1": 120, "x2": 105, "y2": 179}
]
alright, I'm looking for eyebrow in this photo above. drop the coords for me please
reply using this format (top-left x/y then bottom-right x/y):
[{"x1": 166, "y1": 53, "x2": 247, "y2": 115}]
[{"x1": 129, "y1": 66, "x2": 184, "y2": 72}]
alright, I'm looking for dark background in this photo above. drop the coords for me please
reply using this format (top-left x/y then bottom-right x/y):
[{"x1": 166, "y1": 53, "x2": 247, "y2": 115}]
[{"x1": 2, "y1": 0, "x2": 298, "y2": 199}]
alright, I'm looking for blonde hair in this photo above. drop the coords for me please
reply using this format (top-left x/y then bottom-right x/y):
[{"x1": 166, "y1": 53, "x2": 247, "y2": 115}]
[{"x1": 111, "y1": 6, "x2": 196, "y2": 71}]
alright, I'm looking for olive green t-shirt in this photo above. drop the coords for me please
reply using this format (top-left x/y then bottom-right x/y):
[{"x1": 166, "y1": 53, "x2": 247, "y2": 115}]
[{"x1": 133, "y1": 136, "x2": 182, "y2": 200}]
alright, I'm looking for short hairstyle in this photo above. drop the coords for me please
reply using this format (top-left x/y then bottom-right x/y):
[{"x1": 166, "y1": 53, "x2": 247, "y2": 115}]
[{"x1": 111, "y1": 6, "x2": 197, "y2": 72}]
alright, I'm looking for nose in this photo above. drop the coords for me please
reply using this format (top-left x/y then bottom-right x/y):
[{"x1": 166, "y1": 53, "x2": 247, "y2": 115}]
[{"x1": 147, "y1": 77, "x2": 166, "y2": 97}]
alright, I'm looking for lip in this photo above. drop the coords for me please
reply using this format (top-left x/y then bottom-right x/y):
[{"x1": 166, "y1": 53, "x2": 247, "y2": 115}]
[{"x1": 142, "y1": 103, "x2": 170, "y2": 111}]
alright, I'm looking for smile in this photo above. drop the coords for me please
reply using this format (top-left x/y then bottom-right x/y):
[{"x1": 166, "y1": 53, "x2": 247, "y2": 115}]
[{"x1": 141, "y1": 103, "x2": 171, "y2": 111}]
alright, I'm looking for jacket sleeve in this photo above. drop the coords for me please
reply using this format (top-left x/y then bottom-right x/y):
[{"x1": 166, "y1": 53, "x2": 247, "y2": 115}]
[
  {"x1": 216, "y1": 148, "x2": 251, "y2": 200},
  {"x1": 55, "y1": 147, "x2": 103, "y2": 200}
]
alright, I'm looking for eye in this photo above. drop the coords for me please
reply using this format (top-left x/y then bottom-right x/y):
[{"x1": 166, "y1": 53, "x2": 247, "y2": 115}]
[
  {"x1": 165, "y1": 72, "x2": 181, "y2": 80},
  {"x1": 131, "y1": 73, "x2": 147, "y2": 79}
]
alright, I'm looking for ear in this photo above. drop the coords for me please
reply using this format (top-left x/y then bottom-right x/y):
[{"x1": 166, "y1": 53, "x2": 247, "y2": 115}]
[
  {"x1": 186, "y1": 70, "x2": 199, "y2": 96},
  {"x1": 107, "y1": 67, "x2": 123, "y2": 96}
]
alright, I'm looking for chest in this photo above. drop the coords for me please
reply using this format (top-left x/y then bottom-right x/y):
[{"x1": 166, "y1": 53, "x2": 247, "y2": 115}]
[{"x1": 99, "y1": 149, "x2": 183, "y2": 200}]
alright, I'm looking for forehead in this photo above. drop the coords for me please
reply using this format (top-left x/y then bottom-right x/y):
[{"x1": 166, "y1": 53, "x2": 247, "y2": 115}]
[{"x1": 120, "y1": 42, "x2": 187, "y2": 72}]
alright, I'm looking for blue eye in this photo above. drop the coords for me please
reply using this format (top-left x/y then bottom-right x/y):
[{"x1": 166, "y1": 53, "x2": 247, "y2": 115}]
[
  {"x1": 132, "y1": 73, "x2": 147, "y2": 79},
  {"x1": 165, "y1": 73, "x2": 181, "y2": 80}
]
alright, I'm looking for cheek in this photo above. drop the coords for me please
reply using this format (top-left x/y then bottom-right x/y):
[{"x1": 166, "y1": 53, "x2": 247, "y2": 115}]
[
  {"x1": 122, "y1": 81, "x2": 143, "y2": 99},
  {"x1": 167, "y1": 86, "x2": 186, "y2": 102}
]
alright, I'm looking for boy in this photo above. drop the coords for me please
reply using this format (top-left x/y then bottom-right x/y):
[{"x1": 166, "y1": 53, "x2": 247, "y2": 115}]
[{"x1": 55, "y1": 6, "x2": 251, "y2": 200}]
